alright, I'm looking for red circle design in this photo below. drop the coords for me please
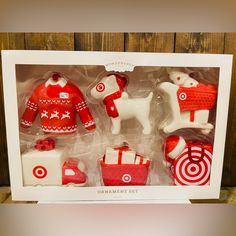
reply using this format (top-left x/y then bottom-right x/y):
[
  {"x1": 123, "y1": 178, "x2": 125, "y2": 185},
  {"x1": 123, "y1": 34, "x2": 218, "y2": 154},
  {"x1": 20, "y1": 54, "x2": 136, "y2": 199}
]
[
  {"x1": 174, "y1": 148, "x2": 211, "y2": 185},
  {"x1": 96, "y1": 82, "x2": 105, "y2": 92},
  {"x1": 179, "y1": 92, "x2": 187, "y2": 100},
  {"x1": 184, "y1": 159, "x2": 202, "y2": 178},
  {"x1": 122, "y1": 174, "x2": 132, "y2": 183},
  {"x1": 33, "y1": 166, "x2": 47, "y2": 179}
]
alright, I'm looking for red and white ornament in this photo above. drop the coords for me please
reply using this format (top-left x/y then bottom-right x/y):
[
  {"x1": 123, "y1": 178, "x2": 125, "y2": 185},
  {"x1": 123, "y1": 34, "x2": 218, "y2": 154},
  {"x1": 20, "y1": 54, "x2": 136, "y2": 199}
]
[
  {"x1": 90, "y1": 73, "x2": 153, "y2": 134},
  {"x1": 104, "y1": 145, "x2": 149, "y2": 165},
  {"x1": 22, "y1": 138, "x2": 87, "y2": 186},
  {"x1": 21, "y1": 72, "x2": 96, "y2": 134},
  {"x1": 164, "y1": 135, "x2": 186, "y2": 160},
  {"x1": 174, "y1": 146, "x2": 212, "y2": 185},
  {"x1": 163, "y1": 135, "x2": 213, "y2": 186},
  {"x1": 62, "y1": 158, "x2": 87, "y2": 186},
  {"x1": 100, "y1": 145, "x2": 150, "y2": 186},
  {"x1": 169, "y1": 71, "x2": 199, "y2": 88},
  {"x1": 158, "y1": 71, "x2": 217, "y2": 134}
]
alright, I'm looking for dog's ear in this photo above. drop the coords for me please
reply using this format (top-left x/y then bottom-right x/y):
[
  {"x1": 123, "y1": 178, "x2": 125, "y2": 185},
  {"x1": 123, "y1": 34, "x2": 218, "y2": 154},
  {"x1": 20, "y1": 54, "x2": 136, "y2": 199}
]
[
  {"x1": 106, "y1": 73, "x2": 128, "y2": 90},
  {"x1": 115, "y1": 74, "x2": 128, "y2": 90}
]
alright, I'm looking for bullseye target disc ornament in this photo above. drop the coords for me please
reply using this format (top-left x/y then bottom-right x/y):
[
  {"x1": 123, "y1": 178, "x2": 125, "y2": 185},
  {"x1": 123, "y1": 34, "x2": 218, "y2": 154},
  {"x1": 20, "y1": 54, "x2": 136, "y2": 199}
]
[
  {"x1": 33, "y1": 165, "x2": 47, "y2": 179},
  {"x1": 174, "y1": 147, "x2": 212, "y2": 185}
]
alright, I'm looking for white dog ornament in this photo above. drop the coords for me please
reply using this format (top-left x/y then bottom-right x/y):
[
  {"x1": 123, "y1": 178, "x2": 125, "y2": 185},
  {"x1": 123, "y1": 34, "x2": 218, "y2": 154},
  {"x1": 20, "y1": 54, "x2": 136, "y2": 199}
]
[
  {"x1": 90, "y1": 73, "x2": 153, "y2": 135},
  {"x1": 158, "y1": 71, "x2": 217, "y2": 134}
]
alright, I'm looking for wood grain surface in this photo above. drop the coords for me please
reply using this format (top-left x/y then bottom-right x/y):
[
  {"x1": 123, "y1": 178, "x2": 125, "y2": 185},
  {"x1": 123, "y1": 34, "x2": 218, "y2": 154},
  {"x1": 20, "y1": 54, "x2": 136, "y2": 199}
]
[
  {"x1": 175, "y1": 33, "x2": 225, "y2": 53},
  {"x1": 0, "y1": 33, "x2": 235, "y2": 186},
  {"x1": 75, "y1": 33, "x2": 124, "y2": 51},
  {"x1": 125, "y1": 33, "x2": 175, "y2": 52},
  {"x1": 25, "y1": 33, "x2": 74, "y2": 50}
]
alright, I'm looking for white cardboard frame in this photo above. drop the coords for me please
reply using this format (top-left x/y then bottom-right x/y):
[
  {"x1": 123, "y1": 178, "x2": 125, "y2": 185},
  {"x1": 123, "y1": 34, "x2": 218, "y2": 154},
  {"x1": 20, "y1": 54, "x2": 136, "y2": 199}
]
[{"x1": 1, "y1": 50, "x2": 233, "y2": 201}]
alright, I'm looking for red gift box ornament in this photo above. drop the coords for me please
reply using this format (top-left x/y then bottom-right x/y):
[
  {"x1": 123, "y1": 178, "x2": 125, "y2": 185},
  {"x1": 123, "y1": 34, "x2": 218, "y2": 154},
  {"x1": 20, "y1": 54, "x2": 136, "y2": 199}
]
[
  {"x1": 163, "y1": 135, "x2": 213, "y2": 186},
  {"x1": 34, "y1": 138, "x2": 56, "y2": 151},
  {"x1": 100, "y1": 145, "x2": 150, "y2": 186}
]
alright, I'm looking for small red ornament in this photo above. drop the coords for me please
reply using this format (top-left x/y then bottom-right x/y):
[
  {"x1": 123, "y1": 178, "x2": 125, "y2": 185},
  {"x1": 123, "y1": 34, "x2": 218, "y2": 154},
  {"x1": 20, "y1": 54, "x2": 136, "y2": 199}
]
[
  {"x1": 34, "y1": 138, "x2": 55, "y2": 151},
  {"x1": 52, "y1": 72, "x2": 60, "y2": 82},
  {"x1": 62, "y1": 158, "x2": 87, "y2": 185}
]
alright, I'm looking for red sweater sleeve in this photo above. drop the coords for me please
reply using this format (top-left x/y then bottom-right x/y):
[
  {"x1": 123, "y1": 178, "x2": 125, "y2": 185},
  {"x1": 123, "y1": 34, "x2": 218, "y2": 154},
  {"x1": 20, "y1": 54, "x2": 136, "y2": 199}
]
[
  {"x1": 73, "y1": 86, "x2": 96, "y2": 131},
  {"x1": 20, "y1": 92, "x2": 39, "y2": 128}
]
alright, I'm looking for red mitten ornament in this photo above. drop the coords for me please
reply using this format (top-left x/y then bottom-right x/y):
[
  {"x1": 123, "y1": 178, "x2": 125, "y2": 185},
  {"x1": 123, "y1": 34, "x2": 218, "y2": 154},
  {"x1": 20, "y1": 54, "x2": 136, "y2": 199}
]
[{"x1": 21, "y1": 72, "x2": 96, "y2": 134}]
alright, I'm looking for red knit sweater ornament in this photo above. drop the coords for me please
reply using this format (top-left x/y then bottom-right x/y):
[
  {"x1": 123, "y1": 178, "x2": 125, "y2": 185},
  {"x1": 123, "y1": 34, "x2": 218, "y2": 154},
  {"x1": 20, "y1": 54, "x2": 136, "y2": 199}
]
[{"x1": 21, "y1": 73, "x2": 96, "y2": 134}]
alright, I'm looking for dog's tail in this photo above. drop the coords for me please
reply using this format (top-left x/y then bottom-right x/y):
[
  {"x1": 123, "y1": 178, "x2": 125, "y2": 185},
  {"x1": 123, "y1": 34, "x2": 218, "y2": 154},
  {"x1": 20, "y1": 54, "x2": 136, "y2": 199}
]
[{"x1": 146, "y1": 92, "x2": 153, "y2": 103}]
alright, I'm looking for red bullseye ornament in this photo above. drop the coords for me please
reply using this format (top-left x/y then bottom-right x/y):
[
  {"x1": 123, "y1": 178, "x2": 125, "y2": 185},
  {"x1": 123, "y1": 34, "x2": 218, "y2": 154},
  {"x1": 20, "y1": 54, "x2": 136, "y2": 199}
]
[
  {"x1": 163, "y1": 135, "x2": 213, "y2": 186},
  {"x1": 174, "y1": 146, "x2": 212, "y2": 185}
]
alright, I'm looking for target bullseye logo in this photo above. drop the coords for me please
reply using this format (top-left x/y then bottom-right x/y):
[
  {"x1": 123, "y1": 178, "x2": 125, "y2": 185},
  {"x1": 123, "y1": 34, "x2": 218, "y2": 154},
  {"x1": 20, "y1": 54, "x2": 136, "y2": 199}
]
[
  {"x1": 122, "y1": 174, "x2": 132, "y2": 183},
  {"x1": 179, "y1": 92, "x2": 187, "y2": 100},
  {"x1": 174, "y1": 147, "x2": 212, "y2": 185},
  {"x1": 33, "y1": 166, "x2": 47, "y2": 179},
  {"x1": 96, "y1": 82, "x2": 105, "y2": 92}
]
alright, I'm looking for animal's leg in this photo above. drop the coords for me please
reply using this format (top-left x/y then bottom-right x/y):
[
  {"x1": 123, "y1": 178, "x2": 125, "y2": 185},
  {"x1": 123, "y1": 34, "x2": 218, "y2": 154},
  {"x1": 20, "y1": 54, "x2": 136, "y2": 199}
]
[
  {"x1": 159, "y1": 83, "x2": 181, "y2": 122},
  {"x1": 111, "y1": 117, "x2": 121, "y2": 134},
  {"x1": 136, "y1": 114, "x2": 152, "y2": 135},
  {"x1": 192, "y1": 110, "x2": 210, "y2": 124},
  {"x1": 159, "y1": 85, "x2": 182, "y2": 133},
  {"x1": 168, "y1": 93, "x2": 182, "y2": 122}
]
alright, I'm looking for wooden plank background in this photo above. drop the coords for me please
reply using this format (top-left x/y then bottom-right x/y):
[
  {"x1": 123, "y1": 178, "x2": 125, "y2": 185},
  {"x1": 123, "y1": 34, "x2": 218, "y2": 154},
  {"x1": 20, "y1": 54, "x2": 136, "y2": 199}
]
[{"x1": 0, "y1": 33, "x2": 235, "y2": 186}]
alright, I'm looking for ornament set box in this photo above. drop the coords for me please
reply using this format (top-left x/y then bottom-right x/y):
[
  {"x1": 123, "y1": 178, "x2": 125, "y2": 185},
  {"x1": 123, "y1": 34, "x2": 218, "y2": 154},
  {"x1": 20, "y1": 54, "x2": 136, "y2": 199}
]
[{"x1": 1, "y1": 50, "x2": 233, "y2": 201}]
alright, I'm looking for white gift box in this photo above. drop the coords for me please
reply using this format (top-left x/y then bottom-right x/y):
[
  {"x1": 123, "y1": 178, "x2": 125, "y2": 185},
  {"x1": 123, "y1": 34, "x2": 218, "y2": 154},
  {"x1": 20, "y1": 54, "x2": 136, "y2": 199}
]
[
  {"x1": 104, "y1": 147, "x2": 136, "y2": 164},
  {"x1": 22, "y1": 149, "x2": 65, "y2": 186},
  {"x1": 1, "y1": 50, "x2": 233, "y2": 202},
  {"x1": 134, "y1": 155, "x2": 149, "y2": 165},
  {"x1": 104, "y1": 147, "x2": 149, "y2": 165}
]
